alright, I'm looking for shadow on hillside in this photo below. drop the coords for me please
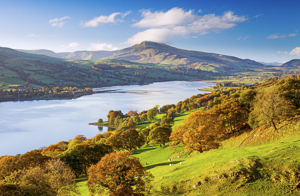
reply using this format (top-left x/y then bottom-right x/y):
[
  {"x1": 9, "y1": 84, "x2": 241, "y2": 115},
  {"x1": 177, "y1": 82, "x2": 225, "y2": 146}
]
[
  {"x1": 145, "y1": 161, "x2": 181, "y2": 170},
  {"x1": 133, "y1": 147, "x2": 156, "y2": 155},
  {"x1": 76, "y1": 175, "x2": 88, "y2": 183}
]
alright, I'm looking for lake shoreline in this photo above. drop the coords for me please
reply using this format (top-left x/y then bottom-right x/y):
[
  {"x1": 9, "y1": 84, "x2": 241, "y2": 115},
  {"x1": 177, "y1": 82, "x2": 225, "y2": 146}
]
[
  {"x1": 88, "y1": 122, "x2": 117, "y2": 129},
  {"x1": 0, "y1": 80, "x2": 214, "y2": 103}
]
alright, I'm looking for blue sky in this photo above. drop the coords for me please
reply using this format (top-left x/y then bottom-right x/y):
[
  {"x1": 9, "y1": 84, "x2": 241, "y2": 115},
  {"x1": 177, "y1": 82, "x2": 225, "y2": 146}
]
[{"x1": 0, "y1": 0, "x2": 299, "y2": 63}]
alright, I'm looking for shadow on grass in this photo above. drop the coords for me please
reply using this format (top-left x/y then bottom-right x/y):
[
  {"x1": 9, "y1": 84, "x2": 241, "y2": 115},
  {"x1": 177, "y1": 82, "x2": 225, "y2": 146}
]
[
  {"x1": 133, "y1": 147, "x2": 156, "y2": 155},
  {"x1": 145, "y1": 161, "x2": 181, "y2": 170},
  {"x1": 76, "y1": 175, "x2": 88, "y2": 183}
]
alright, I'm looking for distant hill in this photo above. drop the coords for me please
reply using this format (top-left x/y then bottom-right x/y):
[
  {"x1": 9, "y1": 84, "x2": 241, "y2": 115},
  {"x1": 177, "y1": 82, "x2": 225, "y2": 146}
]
[
  {"x1": 281, "y1": 59, "x2": 300, "y2": 68},
  {"x1": 58, "y1": 50, "x2": 116, "y2": 60},
  {"x1": 109, "y1": 41, "x2": 264, "y2": 72},
  {"x1": 17, "y1": 49, "x2": 62, "y2": 59},
  {"x1": 18, "y1": 41, "x2": 264, "y2": 73},
  {"x1": 259, "y1": 61, "x2": 282, "y2": 66},
  {"x1": 19, "y1": 49, "x2": 116, "y2": 60},
  {"x1": 0, "y1": 46, "x2": 212, "y2": 90}
]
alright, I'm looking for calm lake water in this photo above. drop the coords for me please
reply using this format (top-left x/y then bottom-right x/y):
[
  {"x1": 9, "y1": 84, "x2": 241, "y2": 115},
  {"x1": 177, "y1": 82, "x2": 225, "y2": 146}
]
[{"x1": 0, "y1": 81, "x2": 214, "y2": 156}]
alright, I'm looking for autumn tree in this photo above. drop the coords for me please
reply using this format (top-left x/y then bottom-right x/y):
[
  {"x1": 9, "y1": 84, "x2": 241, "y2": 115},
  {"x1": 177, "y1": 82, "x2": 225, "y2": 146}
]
[
  {"x1": 140, "y1": 113, "x2": 148, "y2": 122},
  {"x1": 249, "y1": 86, "x2": 296, "y2": 130},
  {"x1": 106, "y1": 128, "x2": 144, "y2": 150},
  {"x1": 170, "y1": 109, "x2": 222, "y2": 153},
  {"x1": 60, "y1": 141, "x2": 113, "y2": 176},
  {"x1": 148, "y1": 124, "x2": 172, "y2": 147},
  {"x1": 0, "y1": 159, "x2": 79, "y2": 196},
  {"x1": 0, "y1": 150, "x2": 50, "y2": 181},
  {"x1": 87, "y1": 151, "x2": 153, "y2": 196}
]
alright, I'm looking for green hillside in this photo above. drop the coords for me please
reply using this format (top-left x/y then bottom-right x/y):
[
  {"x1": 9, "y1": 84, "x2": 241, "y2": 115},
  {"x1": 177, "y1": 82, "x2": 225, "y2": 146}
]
[{"x1": 0, "y1": 47, "x2": 217, "y2": 91}]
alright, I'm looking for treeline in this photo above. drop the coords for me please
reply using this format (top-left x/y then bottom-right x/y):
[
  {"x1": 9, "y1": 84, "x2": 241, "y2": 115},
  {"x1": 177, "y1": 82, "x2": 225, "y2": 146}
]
[{"x1": 0, "y1": 86, "x2": 93, "y2": 101}]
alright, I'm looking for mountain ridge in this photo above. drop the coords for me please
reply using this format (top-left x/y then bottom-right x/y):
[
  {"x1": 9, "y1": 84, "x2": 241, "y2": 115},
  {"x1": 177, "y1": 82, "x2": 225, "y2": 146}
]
[{"x1": 18, "y1": 41, "x2": 265, "y2": 72}]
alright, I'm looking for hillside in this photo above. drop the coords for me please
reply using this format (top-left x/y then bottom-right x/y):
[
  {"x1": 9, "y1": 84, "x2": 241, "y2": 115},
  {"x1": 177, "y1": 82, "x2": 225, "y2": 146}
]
[
  {"x1": 0, "y1": 46, "x2": 214, "y2": 92},
  {"x1": 281, "y1": 59, "x2": 300, "y2": 68},
  {"x1": 75, "y1": 78, "x2": 300, "y2": 195},
  {"x1": 19, "y1": 41, "x2": 264, "y2": 74},
  {"x1": 18, "y1": 49, "x2": 116, "y2": 60},
  {"x1": 109, "y1": 41, "x2": 264, "y2": 73}
]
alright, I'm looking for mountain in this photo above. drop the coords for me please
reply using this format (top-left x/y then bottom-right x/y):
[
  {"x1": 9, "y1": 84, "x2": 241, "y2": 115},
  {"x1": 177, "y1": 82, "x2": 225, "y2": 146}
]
[
  {"x1": 19, "y1": 49, "x2": 116, "y2": 60},
  {"x1": 0, "y1": 46, "x2": 211, "y2": 91},
  {"x1": 58, "y1": 50, "x2": 116, "y2": 60},
  {"x1": 259, "y1": 61, "x2": 282, "y2": 66},
  {"x1": 17, "y1": 49, "x2": 62, "y2": 59},
  {"x1": 108, "y1": 41, "x2": 264, "y2": 72},
  {"x1": 281, "y1": 59, "x2": 300, "y2": 68},
  {"x1": 18, "y1": 42, "x2": 263, "y2": 73}
]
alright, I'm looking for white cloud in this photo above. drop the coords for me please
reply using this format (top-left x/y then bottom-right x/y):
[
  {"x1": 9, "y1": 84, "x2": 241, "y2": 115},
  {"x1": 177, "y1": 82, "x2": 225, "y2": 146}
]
[
  {"x1": 237, "y1": 36, "x2": 249, "y2": 40},
  {"x1": 122, "y1": 11, "x2": 132, "y2": 18},
  {"x1": 89, "y1": 43, "x2": 118, "y2": 51},
  {"x1": 277, "y1": 51, "x2": 288, "y2": 54},
  {"x1": 267, "y1": 33, "x2": 298, "y2": 39},
  {"x1": 188, "y1": 11, "x2": 247, "y2": 35},
  {"x1": 290, "y1": 47, "x2": 300, "y2": 56},
  {"x1": 83, "y1": 11, "x2": 130, "y2": 27},
  {"x1": 61, "y1": 42, "x2": 80, "y2": 49},
  {"x1": 49, "y1": 16, "x2": 70, "y2": 27},
  {"x1": 68, "y1": 42, "x2": 80, "y2": 48},
  {"x1": 28, "y1": 34, "x2": 39, "y2": 37},
  {"x1": 125, "y1": 28, "x2": 172, "y2": 45},
  {"x1": 133, "y1": 7, "x2": 196, "y2": 28},
  {"x1": 126, "y1": 8, "x2": 247, "y2": 45}
]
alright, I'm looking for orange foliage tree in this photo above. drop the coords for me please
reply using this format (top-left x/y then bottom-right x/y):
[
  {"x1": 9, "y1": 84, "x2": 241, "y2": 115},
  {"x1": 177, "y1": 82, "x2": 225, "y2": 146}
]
[
  {"x1": 170, "y1": 100, "x2": 247, "y2": 153},
  {"x1": 87, "y1": 151, "x2": 153, "y2": 196}
]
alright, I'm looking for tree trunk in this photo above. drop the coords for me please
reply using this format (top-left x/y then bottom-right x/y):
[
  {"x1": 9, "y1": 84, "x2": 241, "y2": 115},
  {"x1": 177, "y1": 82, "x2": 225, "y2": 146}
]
[{"x1": 271, "y1": 120, "x2": 277, "y2": 131}]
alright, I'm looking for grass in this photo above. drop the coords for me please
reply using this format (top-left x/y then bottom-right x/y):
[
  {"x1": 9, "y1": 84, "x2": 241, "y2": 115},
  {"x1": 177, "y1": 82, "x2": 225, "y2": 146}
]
[{"x1": 77, "y1": 113, "x2": 300, "y2": 195}]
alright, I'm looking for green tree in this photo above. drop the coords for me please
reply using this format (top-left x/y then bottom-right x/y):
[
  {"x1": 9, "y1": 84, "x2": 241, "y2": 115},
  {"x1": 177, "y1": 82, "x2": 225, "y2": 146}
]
[
  {"x1": 147, "y1": 109, "x2": 154, "y2": 121},
  {"x1": 148, "y1": 125, "x2": 172, "y2": 147},
  {"x1": 249, "y1": 86, "x2": 296, "y2": 130}
]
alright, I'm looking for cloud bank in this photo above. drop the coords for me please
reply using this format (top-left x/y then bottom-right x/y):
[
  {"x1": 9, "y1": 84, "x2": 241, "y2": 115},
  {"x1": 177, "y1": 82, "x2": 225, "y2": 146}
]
[
  {"x1": 89, "y1": 43, "x2": 118, "y2": 51},
  {"x1": 83, "y1": 11, "x2": 131, "y2": 27},
  {"x1": 125, "y1": 8, "x2": 247, "y2": 45}
]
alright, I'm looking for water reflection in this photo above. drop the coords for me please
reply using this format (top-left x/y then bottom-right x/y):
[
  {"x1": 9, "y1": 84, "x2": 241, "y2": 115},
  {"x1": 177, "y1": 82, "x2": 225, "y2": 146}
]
[{"x1": 97, "y1": 126, "x2": 103, "y2": 131}]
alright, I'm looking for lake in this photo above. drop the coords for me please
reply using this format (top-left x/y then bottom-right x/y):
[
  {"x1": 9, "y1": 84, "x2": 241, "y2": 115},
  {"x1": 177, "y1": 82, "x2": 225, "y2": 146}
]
[{"x1": 0, "y1": 81, "x2": 214, "y2": 156}]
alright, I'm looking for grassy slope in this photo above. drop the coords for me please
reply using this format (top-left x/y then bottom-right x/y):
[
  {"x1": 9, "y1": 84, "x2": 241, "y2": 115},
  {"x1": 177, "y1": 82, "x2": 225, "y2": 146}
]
[{"x1": 77, "y1": 112, "x2": 300, "y2": 196}]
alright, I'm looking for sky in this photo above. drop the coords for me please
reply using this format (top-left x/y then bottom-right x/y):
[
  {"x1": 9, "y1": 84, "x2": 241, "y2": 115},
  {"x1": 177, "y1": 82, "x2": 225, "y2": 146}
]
[{"x1": 0, "y1": 0, "x2": 299, "y2": 63}]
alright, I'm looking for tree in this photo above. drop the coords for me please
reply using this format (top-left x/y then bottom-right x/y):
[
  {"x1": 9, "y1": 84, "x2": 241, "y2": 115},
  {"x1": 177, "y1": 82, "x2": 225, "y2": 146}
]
[
  {"x1": 0, "y1": 150, "x2": 50, "y2": 181},
  {"x1": 120, "y1": 128, "x2": 144, "y2": 150},
  {"x1": 140, "y1": 113, "x2": 148, "y2": 122},
  {"x1": 238, "y1": 89, "x2": 256, "y2": 111},
  {"x1": 98, "y1": 118, "x2": 103, "y2": 124},
  {"x1": 170, "y1": 109, "x2": 222, "y2": 153},
  {"x1": 148, "y1": 125, "x2": 172, "y2": 147},
  {"x1": 0, "y1": 159, "x2": 79, "y2": 196},
  {"x1": 87, "y1": 151, "x2": 153, "y2": 196},
  {"x1": 249, "y1": 86, "x2": 296, "y2": 130},
  {"x1": 60, "y1": 142, "x2": 113, "y2": 176},
  {"x1": 132, "y1": 115, "x2": 140, "y2": 125},
  {"x1": 45, "y1": 159, "x2": 79, "y2": 195},
  {"x1": 147, "y1": 109, "x2": 154, "y2": 121}
]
